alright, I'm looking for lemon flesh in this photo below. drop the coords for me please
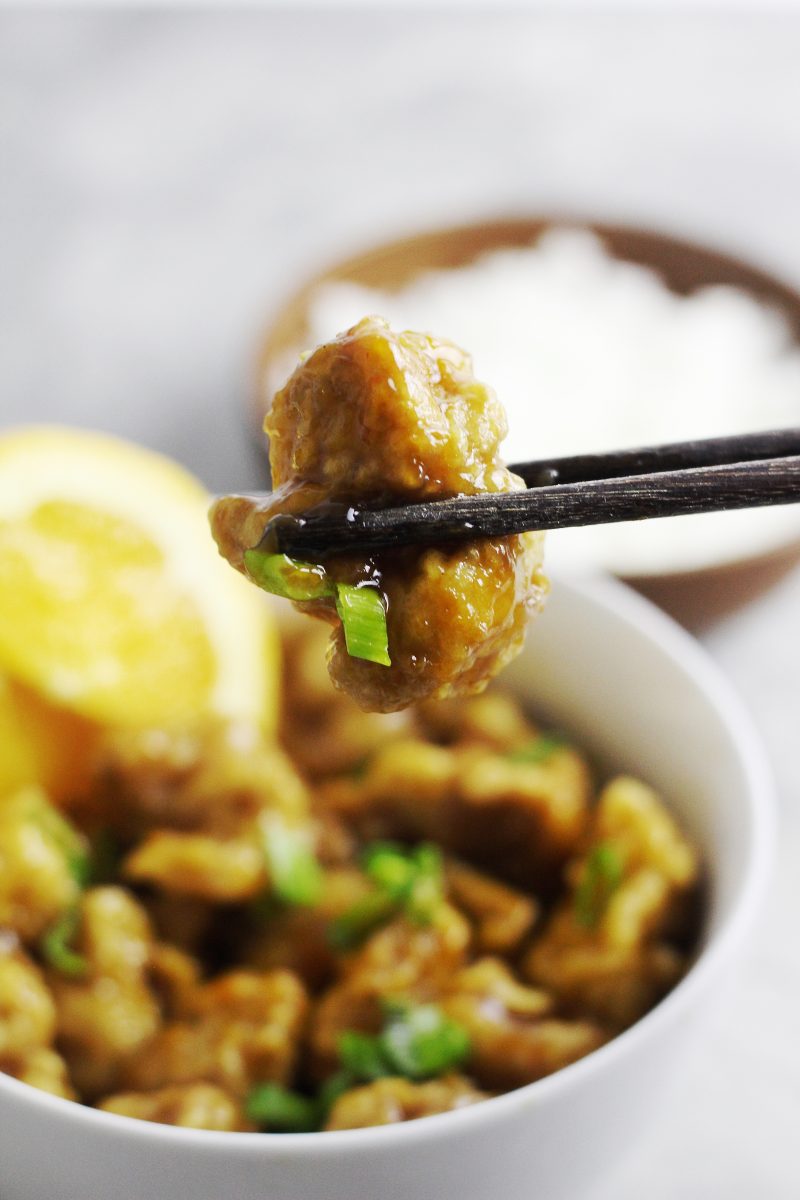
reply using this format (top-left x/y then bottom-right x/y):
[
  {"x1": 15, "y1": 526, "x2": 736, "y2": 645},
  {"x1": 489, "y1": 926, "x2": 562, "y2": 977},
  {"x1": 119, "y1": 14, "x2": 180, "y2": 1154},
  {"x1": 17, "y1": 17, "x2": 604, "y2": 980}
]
[{"x1": 0, "y1": 428, "x2": 278, "y2": 730}]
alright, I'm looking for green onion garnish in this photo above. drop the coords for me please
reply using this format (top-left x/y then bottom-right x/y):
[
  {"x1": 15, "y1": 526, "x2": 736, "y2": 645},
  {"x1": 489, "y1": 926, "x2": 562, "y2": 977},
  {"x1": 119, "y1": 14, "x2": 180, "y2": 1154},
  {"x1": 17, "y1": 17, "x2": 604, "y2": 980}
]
[
  {"x1": 242, "y1": 550, "x2": 334, "y2": 602},
  {"x1": 363, "y1": 842, "x2": 444, "y2": 924},
  {"x1": 246, "y1": 1003, "x2": 471, "y2": 1131},
  {"x1": 66, "y1": 848, "x2": 92, "y2": 888},
  {"x1": 506, "y1": 734, "x2": 566, "y2": 765},
  {"x1": 335, "y1": 583, "x2": 391, "y2": 667},
  {"x1": 242, "y1": 551, "x2": 391, "y2": 667},
  {"x1": 361, "y1": 841, "x2": 418, "y2": 899},
  {"x1": 574, "y1": 841, "x2": 625, "y2": 929},
  {"x1": 328, "y1": 842, "x2": 445, "y2": 950},
  {"x1": 40, "y1": 908, "x2": 88, "y2": 978},
  {"x1": 245, "y1": 1083, "x2": 318, "y2": 1133},
  {"x1": 259, "y1": 815, "x2": 323, "y2": 907},
  {"x1": 337, "y1": 1002, "x2": 471, "y2": 1084},
  {"x1": 337, "y1": 1030, "x2": 393, "y2": 1082},
  {"x1": 402, "y1": 844, "x2": 444, "y2": 926},
  {"x1": 381, "y1": 1001, "x2": 471, "y2": 1080}
]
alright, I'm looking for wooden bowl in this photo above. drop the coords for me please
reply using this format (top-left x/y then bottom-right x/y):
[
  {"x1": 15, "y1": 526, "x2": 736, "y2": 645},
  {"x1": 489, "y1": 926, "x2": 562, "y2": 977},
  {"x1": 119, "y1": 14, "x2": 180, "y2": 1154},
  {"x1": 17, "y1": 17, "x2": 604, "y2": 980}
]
[{"x1": 252, "y1": 218, "x2": 800, "y2": 631}]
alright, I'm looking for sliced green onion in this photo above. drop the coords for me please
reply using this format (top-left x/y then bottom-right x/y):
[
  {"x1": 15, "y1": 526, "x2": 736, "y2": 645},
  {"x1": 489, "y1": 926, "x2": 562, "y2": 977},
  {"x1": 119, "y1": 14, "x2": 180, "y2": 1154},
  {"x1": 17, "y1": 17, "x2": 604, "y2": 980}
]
[
  {"x1": 335, "y1": 584, "x2": 391, "y2": 667},
  {"x1": 259, "y1": 815, "x2": 323, "y2": 907},
  {"x1": 335, "y1": 1002, "x2": 471, "y2": 1087},
  {"x1": 327, "y1": 890, "x2": 398, "y2": 951},
  {"x1": 364, "y1": 842, "x2": 443, "y2": 925},
  {"x1": 66, "y1": 848, "x2": 92, "y2": 888},
  {"x1": 242, "y1": 550, "x2": 392, "y2": 667},
  {"x1": 245, "y1": 1083, "x2": 318, "y2": 1133},
  {"x1": 243, "y1": 550, "x2": 334, "y2": 602},
  {"x1": 40, "y1": 908, "x2": 88, "y2": 978},
  {"x1": 506, "y1": 734, "x2": 567, "y2": 765},
  {"x1": 362, "y1": 841, "x2": 417, "y2": 900},
  {"x1": 380, "y1": 1002, "x2": 471, "y2": 1080},
  {"x1": 337, "y1": 1030, "x2": 393, "y2": 1082},
  {"x1": 329, "y1": 842, "x2": 445, "y2": 949},
  {"x1": 403, "y1": 845, "x2": 444, "y2": 925},
  {"x1": 574, "y1": 841, "x2": 625, "y2": 929}
]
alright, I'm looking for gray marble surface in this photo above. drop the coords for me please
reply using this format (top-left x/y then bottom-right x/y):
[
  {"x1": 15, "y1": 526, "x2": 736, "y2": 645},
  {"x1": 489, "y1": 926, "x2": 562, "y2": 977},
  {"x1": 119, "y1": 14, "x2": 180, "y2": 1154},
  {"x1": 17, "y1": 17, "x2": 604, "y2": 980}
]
[{"x1": 1, "y1": 9, "x2": 799, "y2": 1197}]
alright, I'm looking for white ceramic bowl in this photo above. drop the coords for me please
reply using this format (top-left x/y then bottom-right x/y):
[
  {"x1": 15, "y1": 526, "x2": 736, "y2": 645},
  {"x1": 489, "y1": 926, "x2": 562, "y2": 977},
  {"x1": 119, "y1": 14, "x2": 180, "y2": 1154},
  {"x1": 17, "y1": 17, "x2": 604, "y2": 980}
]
[{"x1": 0, "y1": 577, "x2": 774, "y2": 1200}]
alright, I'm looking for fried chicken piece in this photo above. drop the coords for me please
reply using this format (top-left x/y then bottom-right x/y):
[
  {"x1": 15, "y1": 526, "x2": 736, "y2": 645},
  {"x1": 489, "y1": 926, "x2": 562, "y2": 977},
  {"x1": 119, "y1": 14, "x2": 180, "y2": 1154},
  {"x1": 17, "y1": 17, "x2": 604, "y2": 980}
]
[
  {"x1": 0, "y1": 1045, "x2": 75, "y2": 1100},
  {"x1": 279, "y1": 620, "x2": 411, "y2": 781},
  {"x1": 325, "y1": 1073, "x2": 487, "y2": 1131},
  {"x1": 90, "y1": 721, "x2": 309, "y2": 838},
  {"x1": 316, "y1": 735, "x2": 591, "y2": 892},
  {"x1": 123, "y1": 969, "x2": 308, "y2": 1098},
  {"x1": 308, "y1": 905, "x2": 471, "y2": 1079},
  {"x1": 439, "y1": 959, "x2": 606, "y2": 1091},
  {"x1": 47, "y1": 888, "x2": 161, "y2": 1099},
  {"x1": 444, "y1": 859, "x2": 538, "y2": 955},
  {"x1": 524, "y1": 777, "x2": 700, "y2": 1028},
  {"x1": 0, "y1": 944, "x2": 58, "y2": 1057},
  {"x1": 211, "y1": 318, "x2": 546, "y2": 712},
  {"x1": 0, "y1": 787, "x2": 84, "y2": 942},
  {"x1": 100, "y1": 1083, "x2": 247, "y2": 1131}
]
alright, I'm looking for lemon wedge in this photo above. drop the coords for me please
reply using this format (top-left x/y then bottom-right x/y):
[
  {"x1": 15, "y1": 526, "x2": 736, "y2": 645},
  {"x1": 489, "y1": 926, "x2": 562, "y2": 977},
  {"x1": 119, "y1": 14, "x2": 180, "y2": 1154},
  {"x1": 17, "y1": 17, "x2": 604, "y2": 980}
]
[{"x1": 0, "y1": 428, "x2": 278, "y2": 729}]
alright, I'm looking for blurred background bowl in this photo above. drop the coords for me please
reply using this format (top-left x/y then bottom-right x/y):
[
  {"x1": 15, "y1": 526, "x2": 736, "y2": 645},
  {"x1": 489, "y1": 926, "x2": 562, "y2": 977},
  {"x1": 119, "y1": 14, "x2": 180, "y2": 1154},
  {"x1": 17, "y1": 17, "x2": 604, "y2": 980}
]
[{"x1": 252, "y1": 218, "x2": 800, "y2": 631}]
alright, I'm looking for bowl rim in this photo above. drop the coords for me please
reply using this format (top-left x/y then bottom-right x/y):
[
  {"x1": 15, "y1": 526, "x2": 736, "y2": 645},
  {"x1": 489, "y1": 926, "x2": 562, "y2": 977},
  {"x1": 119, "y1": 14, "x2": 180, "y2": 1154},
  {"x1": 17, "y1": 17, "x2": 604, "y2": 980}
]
[{"x1": 0, "y1": 575, "x2": 776, "y2": 1155}]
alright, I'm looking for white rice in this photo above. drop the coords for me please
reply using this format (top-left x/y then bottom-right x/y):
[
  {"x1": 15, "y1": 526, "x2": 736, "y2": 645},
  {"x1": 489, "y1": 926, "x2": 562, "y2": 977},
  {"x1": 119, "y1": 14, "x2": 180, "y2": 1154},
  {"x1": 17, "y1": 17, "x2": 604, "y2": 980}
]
[{"x1": 303, "y1": 228, "x2": 800, "y2": 576}]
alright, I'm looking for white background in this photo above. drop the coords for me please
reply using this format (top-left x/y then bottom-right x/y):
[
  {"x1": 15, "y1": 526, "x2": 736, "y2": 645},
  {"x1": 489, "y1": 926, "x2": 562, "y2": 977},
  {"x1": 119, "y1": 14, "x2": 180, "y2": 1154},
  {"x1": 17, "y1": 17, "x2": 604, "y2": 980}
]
[{"x1": 1, "y1": 8, "x2": 799, "y2": 1196}]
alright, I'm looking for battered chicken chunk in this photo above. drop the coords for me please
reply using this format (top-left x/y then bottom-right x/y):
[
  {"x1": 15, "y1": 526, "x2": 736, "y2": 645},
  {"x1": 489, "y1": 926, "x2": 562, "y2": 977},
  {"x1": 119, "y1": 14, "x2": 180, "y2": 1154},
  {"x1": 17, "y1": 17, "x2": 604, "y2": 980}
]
[
  {"x1": 99, "y1": 1083, "x2": 247, "y2": 1131},
  {"x1": 122, "y1": 968, "x2": 308, "y2": 1098},
  {"x1": 324, "y1": 1074, "x2": 487, "y2": 1131},
  {"x1": 211, "y1": 318, "x2": 546, "y2": 712},
  {"x1": 0, "y1": 945, "x2": 74, "y2": 1099},
  {"x1": 47, "y1": 887, "x2": 161, "y2": 1098},
  {"x1": 315, "y1": 731, "x2": 591, "y2": 892},
  {"x1": 0, "y1": 787, "x2": 85, "y2": 942},
  {"x1": 523, "y1": 777, "x2": 700, "y2": 1028}
]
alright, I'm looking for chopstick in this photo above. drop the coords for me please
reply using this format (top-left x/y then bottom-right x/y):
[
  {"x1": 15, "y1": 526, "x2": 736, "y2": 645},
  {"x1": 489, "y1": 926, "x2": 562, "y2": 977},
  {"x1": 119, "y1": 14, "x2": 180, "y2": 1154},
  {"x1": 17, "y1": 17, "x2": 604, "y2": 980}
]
[
  {"x1": 262, "y1": 429, "x2": 800, "y2": 560},
  {"x1": 509, "y1": 427, "x2": 800, "y2": 487}
]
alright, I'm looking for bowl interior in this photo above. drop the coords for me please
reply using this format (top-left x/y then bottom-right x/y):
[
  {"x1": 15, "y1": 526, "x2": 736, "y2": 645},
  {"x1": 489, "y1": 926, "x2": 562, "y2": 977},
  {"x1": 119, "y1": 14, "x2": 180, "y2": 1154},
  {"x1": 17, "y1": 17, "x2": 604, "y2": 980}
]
[{"x1": 0, "y1": 577, "x2": 773, "y2": 1200}]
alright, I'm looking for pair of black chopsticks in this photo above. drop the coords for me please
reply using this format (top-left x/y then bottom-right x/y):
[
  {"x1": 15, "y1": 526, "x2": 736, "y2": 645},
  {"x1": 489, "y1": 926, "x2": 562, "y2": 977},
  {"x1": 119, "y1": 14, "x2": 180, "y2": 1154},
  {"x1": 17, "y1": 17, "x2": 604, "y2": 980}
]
[{"x1": 265, "y1": 428, "x2": 800, "y2": 560}]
